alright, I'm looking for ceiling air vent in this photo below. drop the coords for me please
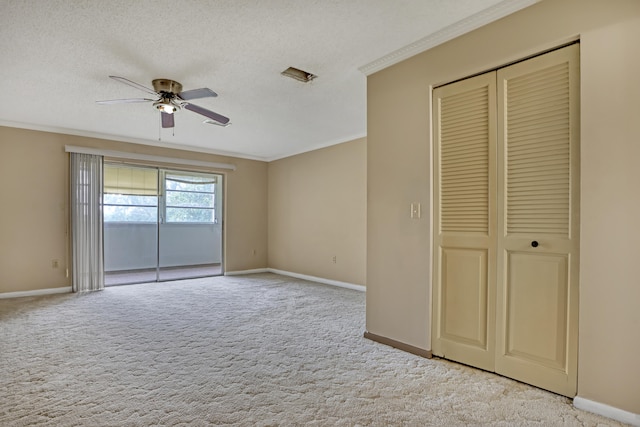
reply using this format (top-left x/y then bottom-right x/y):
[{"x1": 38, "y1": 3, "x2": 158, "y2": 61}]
[{"x1": 281, "y1": 67, "x2": 317, "y2": 83}]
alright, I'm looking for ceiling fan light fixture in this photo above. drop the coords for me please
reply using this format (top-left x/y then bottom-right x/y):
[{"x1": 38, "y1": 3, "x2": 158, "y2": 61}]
[
  {"x1": 281, "y1": 67, "x2": 317, "y2": 83},
  {"x1": 154, "y1": 100, "x2": 178, "y2": 114}
]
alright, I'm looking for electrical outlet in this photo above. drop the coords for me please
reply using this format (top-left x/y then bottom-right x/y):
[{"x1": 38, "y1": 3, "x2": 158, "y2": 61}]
[
  {"x1": 52, "y1": 259, "x2": 59, "y2": 269},
  {"x1": 332, "y1": 256, "x2": 337, "y2": 264},
  {"x1": 252, "y1": 249, "x2": 257, "y2": 256},
  {"x1": 410, "y1": 203, "x2": 421, "y2": 219}
]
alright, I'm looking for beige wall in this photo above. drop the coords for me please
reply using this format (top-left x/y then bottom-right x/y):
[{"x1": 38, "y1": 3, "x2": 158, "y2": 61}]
[
  {"x1": 268, "y1": 138, "x2": 366, "y2": 286},
  {"x1": 0, "y1": 126, "x2": 268, "y2": 293},
  {"x1": 366, "y1": 0, "x2": 640, "y2": 415}
]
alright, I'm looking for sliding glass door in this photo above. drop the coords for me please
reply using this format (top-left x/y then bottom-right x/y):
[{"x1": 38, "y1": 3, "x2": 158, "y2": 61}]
[
  {"x1": 103, "y1": 164, "x2": 159, "y2": 285},
  {"x1": 158, "y1": 171, "x2": 223, "y2": 281},
  {"x1": 103, "y1": 164, "x2": 223, "y2": 285}
]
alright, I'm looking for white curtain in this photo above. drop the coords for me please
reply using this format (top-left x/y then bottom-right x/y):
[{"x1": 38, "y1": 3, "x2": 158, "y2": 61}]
[{"x1": 71, "y1": 153, "x2": 104, "y2": 292}]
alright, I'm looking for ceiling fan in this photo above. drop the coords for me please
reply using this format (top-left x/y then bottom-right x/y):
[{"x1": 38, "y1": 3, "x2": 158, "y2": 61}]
[{"x1": 96, "y1": 76, "x2": 230, "y2": 128}]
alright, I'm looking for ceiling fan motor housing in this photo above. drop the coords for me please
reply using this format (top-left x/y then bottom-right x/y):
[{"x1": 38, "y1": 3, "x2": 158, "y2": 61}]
[
  {"x1": 152, "y1": 79, "x2": 183, "y2": 113},
  {"x1": 152, "y1": 79, "x2": 183, "y2": 95}
]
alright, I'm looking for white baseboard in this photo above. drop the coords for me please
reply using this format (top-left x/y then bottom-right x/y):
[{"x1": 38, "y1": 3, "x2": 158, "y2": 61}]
[
  {"x1": 267, "y1": 268, "x2": 366, "y2": 292},
  {"x1": 224, "y1": 268, "x2": 269, "y2": 276},
  {"x1": 224, "y1": 267, "x2": 366, "y2": 292},
  {"x1": 0, "y1": 286, "x2": 72, "y2": 299},
  {"x1": 574, "y1": 396, "x2": 640, "y2": 426}
]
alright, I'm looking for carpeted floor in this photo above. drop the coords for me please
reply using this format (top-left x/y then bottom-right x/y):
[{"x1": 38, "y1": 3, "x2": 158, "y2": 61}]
[{"x1": 0, "y1": 273, "x2": 624, "y2": 426}]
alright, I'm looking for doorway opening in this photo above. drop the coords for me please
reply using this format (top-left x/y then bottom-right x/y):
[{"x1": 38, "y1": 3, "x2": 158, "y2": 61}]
[{"x1": 103, "y1": 163, "x2": 224, "y2": 285}]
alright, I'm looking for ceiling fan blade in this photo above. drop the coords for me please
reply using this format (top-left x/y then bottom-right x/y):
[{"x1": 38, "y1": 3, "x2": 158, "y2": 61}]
[
  {"x1": 203, "y1": 119, "x2": 231, "y2": 127},
  {"x1": 96, "y1": 98, "x2": 154, "y2": 105},
  {"x1": 178, "y1": 88, "x2": 218, "y2": 100},
  {"x1": 161, "y1": 112, "x2": 175, "y2": 128},
  {"x1": 183, "y1": 103, "x2": 230, "y2": 124},
  {"x1": 109, "y1": 76, "x2": 158, "y2": 96}
]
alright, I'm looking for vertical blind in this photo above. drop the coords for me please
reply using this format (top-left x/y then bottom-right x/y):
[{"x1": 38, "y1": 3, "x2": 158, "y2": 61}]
[{"x1": 70, "y1": 153, "x2": 104, "y2": 292}]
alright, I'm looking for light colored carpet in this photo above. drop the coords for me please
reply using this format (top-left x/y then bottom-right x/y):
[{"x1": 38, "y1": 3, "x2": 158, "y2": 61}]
[{"x1": 0, "y1": 273, "x2": 623, "y2": 426}]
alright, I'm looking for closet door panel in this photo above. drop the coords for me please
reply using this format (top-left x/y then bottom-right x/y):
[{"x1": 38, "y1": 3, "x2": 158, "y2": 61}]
[
  {"x1": 505, "y1": 251, "x2": 568, "y2": 369},
  {"x1": 441, "y1": 247, "x2": 489, "y2": 349},
  {"x1": 432, "y1": 72, "x2": 497, "y2": 371},
  {"x1": 495, "y1": 44, "x2": 580, "y2": 397}
]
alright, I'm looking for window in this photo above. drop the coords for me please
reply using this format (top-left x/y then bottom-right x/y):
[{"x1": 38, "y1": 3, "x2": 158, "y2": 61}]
[
  {"x1": 104, "y1": 194, "x2": 158, "y2": 222},
  {"x1": 163, "y1": 173, "x2": 216, "y2": 223},
  {"x1": 102, "y1": 165, "x2": 218, "y2": 224},
  {"x1": 103, "y1": 165, "x2": 158, "y2": 222}
]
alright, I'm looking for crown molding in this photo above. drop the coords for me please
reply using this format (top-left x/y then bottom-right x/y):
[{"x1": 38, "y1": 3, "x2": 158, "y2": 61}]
[
  {"x1": 0, "y1": 120, "x2": 269, "y2": 162},
  {"x1": 358, "y1": 0, "x2": 540, "y2": 76}
]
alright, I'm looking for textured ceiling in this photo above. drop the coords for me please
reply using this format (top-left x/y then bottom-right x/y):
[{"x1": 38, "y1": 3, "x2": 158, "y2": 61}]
[{"x1": 0, "y1": 0, "x2": 535, "y2": 161}]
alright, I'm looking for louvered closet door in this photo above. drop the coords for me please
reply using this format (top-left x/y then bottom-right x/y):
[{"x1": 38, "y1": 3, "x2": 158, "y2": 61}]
[
  {"x1": 495, "y1": 44, "x2": 579, "y2": 397},
  {"x1": 432, "y1": 73, "x2": 497, "y2": 371}
]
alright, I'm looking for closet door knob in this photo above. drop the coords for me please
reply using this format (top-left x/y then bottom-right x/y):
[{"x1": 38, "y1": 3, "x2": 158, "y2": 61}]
[{"x1": 531, "y1": 241, "x2": 539, "y2": 248}]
